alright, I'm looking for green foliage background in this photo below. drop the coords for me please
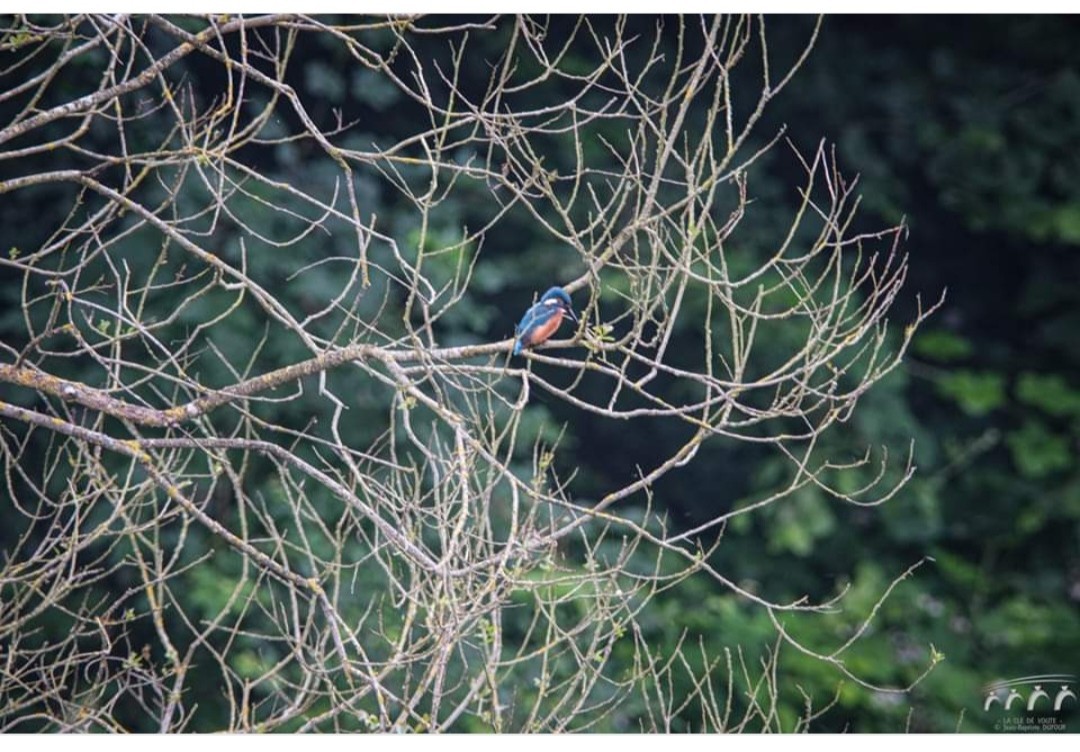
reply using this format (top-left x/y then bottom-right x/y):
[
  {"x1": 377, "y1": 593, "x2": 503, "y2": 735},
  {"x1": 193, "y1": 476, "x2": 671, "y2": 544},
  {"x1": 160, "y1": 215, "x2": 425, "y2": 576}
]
[{"x1": 1, "y1": 15, "x2": 1078, "y2": 732}]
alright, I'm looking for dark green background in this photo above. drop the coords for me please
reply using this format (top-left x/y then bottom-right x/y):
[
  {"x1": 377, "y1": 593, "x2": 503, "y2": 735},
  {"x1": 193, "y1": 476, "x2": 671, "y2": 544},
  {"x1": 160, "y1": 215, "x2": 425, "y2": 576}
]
[{"x1": 2, "y1": 15, "x2": 1079, "y2": 732}]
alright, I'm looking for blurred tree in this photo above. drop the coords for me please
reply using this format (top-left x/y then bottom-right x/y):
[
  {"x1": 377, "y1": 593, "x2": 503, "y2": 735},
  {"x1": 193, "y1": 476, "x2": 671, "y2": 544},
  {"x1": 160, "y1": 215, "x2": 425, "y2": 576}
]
[
  {"x1": 708, "y1": 15, "x2": 1080, "y2": 732},
  {"x1": 0, "y1": 13, "x2": 955, "y2": 733}
]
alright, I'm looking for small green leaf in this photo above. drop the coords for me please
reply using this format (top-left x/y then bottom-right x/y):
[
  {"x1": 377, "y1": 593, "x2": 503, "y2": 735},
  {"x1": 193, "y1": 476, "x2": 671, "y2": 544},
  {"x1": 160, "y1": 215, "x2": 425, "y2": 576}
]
[{"x1": 930, "y1": 643, "x2": 945, "y2": 665}]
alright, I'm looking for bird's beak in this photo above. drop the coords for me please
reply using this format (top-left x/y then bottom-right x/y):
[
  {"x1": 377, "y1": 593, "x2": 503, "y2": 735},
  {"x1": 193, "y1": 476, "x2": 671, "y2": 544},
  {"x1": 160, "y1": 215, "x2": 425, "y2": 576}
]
[{"x1": 565, "y1": 306, "x2": 579, "y2": 323}]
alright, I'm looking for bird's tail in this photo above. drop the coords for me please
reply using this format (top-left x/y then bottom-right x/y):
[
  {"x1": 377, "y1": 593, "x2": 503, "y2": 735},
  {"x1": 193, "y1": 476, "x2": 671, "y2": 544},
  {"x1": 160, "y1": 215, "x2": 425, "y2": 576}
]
[{"x1": 512, "y1": 338, "x2": 523, "y2": 355}]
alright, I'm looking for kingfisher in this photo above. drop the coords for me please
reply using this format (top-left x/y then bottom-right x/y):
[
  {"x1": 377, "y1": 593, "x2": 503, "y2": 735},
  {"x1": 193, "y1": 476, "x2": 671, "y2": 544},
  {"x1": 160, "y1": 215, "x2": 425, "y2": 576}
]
[{"x1": 513, "y1": 286, "x2": 578, "y2": 355}]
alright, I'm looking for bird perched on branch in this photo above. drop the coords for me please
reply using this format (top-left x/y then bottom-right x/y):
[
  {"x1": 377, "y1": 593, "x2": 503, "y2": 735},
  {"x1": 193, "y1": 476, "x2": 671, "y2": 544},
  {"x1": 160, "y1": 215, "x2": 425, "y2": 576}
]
[{"x1": 513, "y1": 286, "x2": 578, "y2": 355}]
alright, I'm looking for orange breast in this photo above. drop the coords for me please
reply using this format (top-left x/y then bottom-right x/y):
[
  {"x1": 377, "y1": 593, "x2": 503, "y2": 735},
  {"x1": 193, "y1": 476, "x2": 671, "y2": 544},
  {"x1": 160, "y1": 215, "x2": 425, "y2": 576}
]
[{"x1": 526, "y1": 309, "x2": 563, "y2": 347}]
